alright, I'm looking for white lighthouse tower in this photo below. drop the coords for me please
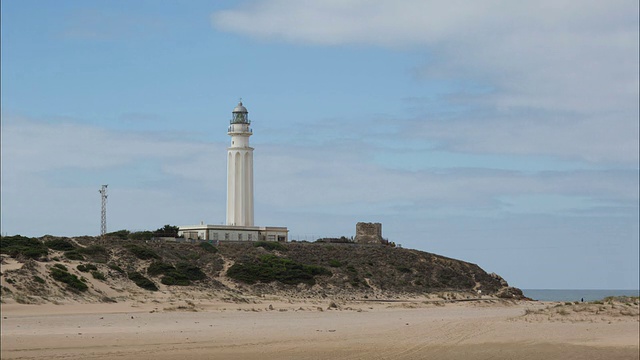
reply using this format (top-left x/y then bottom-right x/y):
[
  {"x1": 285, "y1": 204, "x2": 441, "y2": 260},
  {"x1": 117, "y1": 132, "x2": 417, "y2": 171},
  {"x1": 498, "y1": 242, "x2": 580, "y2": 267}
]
[
  {"x1": 178, "y1": 100, "x2": 288, "y2": 243},
  {"x1": 226, "y1": 101, "x2": 254, "y2": 226}
]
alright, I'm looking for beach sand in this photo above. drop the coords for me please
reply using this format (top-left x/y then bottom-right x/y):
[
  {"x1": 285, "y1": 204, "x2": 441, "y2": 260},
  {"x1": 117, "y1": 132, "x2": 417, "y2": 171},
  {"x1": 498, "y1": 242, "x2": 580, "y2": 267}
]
[{"x1": 2, "y1": 299, "x2": 638, "y2": 360}]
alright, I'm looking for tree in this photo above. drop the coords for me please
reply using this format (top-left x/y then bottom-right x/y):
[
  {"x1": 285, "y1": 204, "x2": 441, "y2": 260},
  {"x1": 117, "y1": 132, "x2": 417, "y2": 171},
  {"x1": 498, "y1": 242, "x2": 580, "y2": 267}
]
[{"x1": 154, "y1": 225, "x2": 179, "y2": 238}]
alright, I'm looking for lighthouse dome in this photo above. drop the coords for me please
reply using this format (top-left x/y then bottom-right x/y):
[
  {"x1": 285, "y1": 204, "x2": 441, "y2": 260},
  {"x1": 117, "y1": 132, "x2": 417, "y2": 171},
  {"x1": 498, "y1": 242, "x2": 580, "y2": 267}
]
[{"x1": 233, "y1": 101, "x2": 248, "y2": 113}]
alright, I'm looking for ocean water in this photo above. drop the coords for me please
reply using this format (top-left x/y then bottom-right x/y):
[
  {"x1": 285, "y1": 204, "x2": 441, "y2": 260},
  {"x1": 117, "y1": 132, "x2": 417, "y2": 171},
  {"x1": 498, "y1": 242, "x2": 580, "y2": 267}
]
[{"x1": 522, "y1": 289, "x2": 640, "y2": 302}]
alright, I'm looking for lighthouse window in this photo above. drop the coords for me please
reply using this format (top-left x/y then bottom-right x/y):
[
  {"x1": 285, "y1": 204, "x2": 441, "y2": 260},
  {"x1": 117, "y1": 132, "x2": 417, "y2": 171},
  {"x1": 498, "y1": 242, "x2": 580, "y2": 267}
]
[
  {"x1": 225, "y1": 233, "x2": 229, "y2": 240},
  {"x1": 238, "y1": 233, "x2": 243, "y2": 241}
]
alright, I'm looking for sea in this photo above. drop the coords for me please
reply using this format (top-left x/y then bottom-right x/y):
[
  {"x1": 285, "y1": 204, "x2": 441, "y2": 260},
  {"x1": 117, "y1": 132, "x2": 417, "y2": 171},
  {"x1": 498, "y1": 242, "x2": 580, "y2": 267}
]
[{"x1": 522, "y1": 289, "x2": 640, "y2": 302}]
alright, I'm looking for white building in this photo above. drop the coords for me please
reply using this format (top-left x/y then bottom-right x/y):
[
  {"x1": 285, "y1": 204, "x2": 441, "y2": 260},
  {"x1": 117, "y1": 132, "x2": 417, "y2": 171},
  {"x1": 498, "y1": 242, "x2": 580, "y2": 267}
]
[{"x1": 178, "y1": 101, "x2": 288, "y2": 242}]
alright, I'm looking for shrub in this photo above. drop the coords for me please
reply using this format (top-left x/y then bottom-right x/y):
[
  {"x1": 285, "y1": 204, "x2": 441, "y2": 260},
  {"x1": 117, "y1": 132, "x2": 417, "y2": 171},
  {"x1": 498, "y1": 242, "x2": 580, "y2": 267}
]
[
  {"x1": 329, "y1": 259, "x2": 342, "y2": 267},
  {"x1": 161, "y1": 275, "x2": 190, "y2": 286},
  {"x1": 147, "y1": 261, "x2": 176, "y2": 276},
  {"x1": 105, "y1": 230, "x2": 130, "y2": 240},
  {"x1": 0, "y1": 235, "x2": 48, "y2": 259},
  {"x1": 77, "y1": 264, "x2": 98, "y2": 272},
  {"x1": 33, "y1": 275, "x2": 46, "y2": 284},
  {"x1": 128, "y1": 231, "x2": 154, "y2": 241},
  {"x1": 107, "y1": 263, "x2": 125, "y2": 274},
  {"x1": 63, "y1": 250, "x2": 85, "y2": 261},
  {"x1": 44, "y1": 238, "x2": 75, "y2": 251},
  {"x1": 396, "y1": 266, "x2": 412, "y2": 273},
  {"x1": 125, "y1": 244, "x2": 160, "y2": 260},
  {"x1": 53, "y1": 263, "x2": 68, "y2": 270},
  {"x1": 227, "y1": 254, "x2": 331, "y2": 285},
  {"x1": 91, "y1": 271, "x2": 106, "y2": 281},
  {"x1": 147, "y1": 261, "x2": 206, "y2": 286},
  {"x1": 154, "y1": 225, "x2": 179, "y2": 238},
  {"x1": 78, "y1": 245, "x2": 108, "y2": 259},
  {"x1": 49, "y1": 267, "x2": 88, "y2": 292},
  {"x1": 199, "y1": 242, "x2": 218, "y2": 253},
  {"x1": 175, "y1": 262, "x2": 207, "y2": 281},
  {"x1": 253, "y1": 241, "x2": 287, "y2": 252},
  {"x1": 127, "y1": 272, "x2": 158, "y2": 291}
]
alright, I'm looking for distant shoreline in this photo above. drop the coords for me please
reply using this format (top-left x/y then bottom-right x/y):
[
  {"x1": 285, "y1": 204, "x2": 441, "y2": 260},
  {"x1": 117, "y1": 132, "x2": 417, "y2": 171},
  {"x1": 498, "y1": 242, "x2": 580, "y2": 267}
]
[{"x1": 522, "y1": 289, "x2": 640, "y2": 302}]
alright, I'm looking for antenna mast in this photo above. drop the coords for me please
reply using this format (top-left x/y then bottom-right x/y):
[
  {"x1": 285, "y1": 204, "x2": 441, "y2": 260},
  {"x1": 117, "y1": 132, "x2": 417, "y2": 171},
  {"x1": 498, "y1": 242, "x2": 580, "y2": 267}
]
[{"x1": 99, "y1": 185, "x2": 108, "y2": 237}]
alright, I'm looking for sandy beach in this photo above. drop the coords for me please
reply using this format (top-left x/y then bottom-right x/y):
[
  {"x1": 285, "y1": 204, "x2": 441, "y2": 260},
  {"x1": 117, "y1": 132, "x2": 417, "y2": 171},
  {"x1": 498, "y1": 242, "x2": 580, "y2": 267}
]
[{"x1": 2, "y1": 299, "x2": 638, "y2": 360}]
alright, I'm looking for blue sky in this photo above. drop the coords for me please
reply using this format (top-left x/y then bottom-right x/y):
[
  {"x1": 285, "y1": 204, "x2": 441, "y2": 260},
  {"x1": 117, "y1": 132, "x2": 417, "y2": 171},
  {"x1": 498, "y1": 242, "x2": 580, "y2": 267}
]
[{"x1": 2, "y1": 0, "x2": 638, "y2": 290}]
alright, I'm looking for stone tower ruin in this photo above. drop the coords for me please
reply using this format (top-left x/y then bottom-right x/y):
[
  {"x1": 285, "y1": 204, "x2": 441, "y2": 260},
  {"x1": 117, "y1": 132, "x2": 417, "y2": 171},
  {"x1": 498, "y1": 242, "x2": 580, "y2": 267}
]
[{"x1": 354, "y1": 222, "x2": 384, "y2": 244}]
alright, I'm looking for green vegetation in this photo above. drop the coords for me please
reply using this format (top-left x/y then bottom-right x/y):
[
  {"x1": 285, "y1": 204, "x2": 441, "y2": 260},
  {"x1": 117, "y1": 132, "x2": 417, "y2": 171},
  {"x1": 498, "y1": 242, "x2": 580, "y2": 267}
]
[
  {"x1": 227, "y1": 254, "x2": 331, "y2": 285},
  {"x1": 63, "y1": 250, "x2": 84, "y2": 261},
  {"x1": 253, "y1": 241, "x2": 287, "y2": 252},
  {"x1": 49, "y1": 266, "x2": 88, "y2": 292},
  {"x1": 105, "y1": 229, "x2": 130, "y2": 239},
  {"x1": 33, "y1": 275, "x2": 46, "y2": 284},
  {"x1": 78, "y1": 245, "x2": 109, "y2": 260},
  {"x1": 199, "y1": 241, "x2": 218, "y2": 253},
  {"x1": 147, "y1": 261, "x2": 206, "y2": 286},
  {"x1": 107, "y1": 225, "x2": 178, "y2": 240},
  {"x1": 77, "y1": 264, "x2": 98, "y2": 272},
  {"x1": 44, "y1": 238, "x2": 75, "y2": 251},
  {"x1": 329, "y1": 259, "x2": 342, "y2": 267},
  {"x1": 91, "y1": 270, "x2": 106, "y2": 281},
  {"x1": 127, "y1": 272, "x2": 158, "y2": 291},
  {"x1": 124, "y1": 244, "x2": 160, "y2": 260},
  {"x1": 396, "y1": 266, "x2": 412, "y2": 273},
  {"x1": 107, "y1": 263, "x2": 125, "y2": 274},
  {"x1": 154, "y1": 225, "x2": 179, "y2": 238},
  {"x1": 53, "y1": 263, "x2": 68, "y2": 270},
  {"x1": 147, "y1": 261, "x2": 176, "y2": 276},
  {"x1": 0, "y1": 235, "x2": 48, "y2": 259},
  {"x1": 128, "y1": 231, "x2": 154, "y2": 240}
]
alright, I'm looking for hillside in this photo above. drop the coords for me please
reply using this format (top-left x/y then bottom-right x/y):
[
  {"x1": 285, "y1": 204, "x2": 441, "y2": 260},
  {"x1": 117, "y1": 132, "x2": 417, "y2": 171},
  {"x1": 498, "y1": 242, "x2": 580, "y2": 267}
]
[{"x1": 0, "y1": 236, "x2": 524, "y2": 305}]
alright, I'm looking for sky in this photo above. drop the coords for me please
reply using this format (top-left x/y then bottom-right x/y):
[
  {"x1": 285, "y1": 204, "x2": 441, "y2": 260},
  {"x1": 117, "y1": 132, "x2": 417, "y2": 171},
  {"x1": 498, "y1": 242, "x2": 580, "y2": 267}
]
[{"x1": 1, "y1": 0, "x2": 638, "y2": 290}]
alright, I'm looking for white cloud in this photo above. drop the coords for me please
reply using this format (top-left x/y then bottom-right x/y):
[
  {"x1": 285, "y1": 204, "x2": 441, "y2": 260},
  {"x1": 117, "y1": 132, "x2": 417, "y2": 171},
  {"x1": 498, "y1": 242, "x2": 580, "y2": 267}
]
[{"x1": 212, "y1": 0, "x2": 639, "y2": 163}]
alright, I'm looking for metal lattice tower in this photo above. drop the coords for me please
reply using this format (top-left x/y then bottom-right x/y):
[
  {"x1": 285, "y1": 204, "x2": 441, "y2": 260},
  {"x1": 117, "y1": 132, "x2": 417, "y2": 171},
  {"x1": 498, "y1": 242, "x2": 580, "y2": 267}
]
[{"x1": 99, "y1": 185, "x2": 108, "y2": 237}]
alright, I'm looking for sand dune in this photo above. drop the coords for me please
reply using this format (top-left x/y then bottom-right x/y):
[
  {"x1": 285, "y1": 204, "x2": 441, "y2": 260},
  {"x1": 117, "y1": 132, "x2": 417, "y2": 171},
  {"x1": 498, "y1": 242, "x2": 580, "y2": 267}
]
[{"x1": 2, "y1": 299, "x2": 638, "y2": 360}]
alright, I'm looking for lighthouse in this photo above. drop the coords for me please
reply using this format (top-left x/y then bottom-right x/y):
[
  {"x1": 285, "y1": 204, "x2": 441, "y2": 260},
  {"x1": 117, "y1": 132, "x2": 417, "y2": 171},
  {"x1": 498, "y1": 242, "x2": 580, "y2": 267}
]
[
  {"x1": 226, "y1": 101, "x2": 254, "y2": 226},
  {"x1": 178, "y1": 100, "x2": 287, "y2": 243}
]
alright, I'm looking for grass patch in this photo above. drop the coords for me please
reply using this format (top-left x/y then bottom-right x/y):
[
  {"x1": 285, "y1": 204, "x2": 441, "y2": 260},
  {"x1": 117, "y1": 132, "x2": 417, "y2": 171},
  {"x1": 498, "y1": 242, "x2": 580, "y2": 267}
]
[
  {"x1": 329, "y1": 259, "x2": 342, "y2": 267},
  {"x1": 227, "y1": 254, "x2": 331, "y2": 285},
  {"x1": 125, "y1": 244, "x2": 160, "y2": 260},
  {"x1": 33, "y1": 275, "x2": 46, "y2": 284},
  {"x1": 253, "y1": 241, "x2": 287, "y2": 252},
  {"x1": 0, "y1": 235, "x2": 48, "y2": 259},
  {"x1": 49, "y1": 267, "x2": 88, "y2": 292},
  {"x1": 127, "y1": 271, "x2": 158, "y2": 291}
]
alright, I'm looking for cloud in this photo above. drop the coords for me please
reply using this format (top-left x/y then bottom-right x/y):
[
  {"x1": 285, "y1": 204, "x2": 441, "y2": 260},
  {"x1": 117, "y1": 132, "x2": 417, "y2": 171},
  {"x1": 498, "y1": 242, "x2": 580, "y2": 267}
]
[
  {"x1": 0, "y1": 116, "x2": 225, "y2": 236},
  {"x1": 212, "y1": 0, "x2": 639, "y2": 164}
]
